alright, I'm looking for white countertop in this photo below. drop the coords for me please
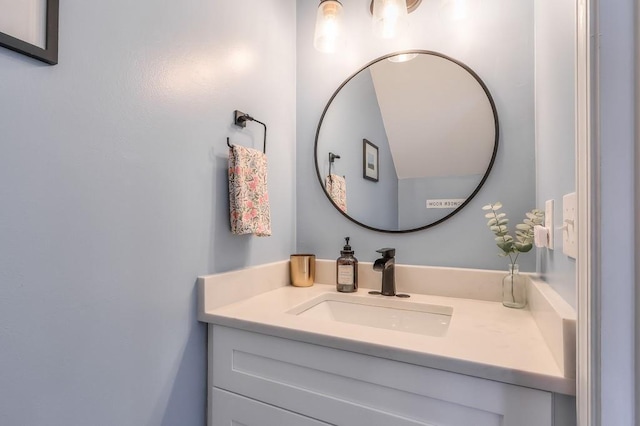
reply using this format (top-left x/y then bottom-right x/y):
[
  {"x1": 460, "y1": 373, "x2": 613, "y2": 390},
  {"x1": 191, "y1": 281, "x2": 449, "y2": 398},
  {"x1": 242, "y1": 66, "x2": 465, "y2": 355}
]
[{"x1": 199, "y1": 282, "x2": 575, "y2": 395}]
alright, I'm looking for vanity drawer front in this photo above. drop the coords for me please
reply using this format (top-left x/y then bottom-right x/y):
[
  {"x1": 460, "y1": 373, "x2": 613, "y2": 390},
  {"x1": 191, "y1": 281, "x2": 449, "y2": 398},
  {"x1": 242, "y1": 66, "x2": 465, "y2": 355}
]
[
  {"x1": 211, "y1": 325, "x2": 553, "y2": 426},
  {"x1": 211, "y1": 388, "x2": 331, "y2": 426}
]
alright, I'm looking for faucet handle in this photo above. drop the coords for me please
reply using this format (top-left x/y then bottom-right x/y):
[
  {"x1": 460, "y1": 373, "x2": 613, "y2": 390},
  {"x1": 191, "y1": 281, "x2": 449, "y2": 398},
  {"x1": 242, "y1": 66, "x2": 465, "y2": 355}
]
[{"x1": 376, "y1": 248, "x2": 395, "y2": 258}]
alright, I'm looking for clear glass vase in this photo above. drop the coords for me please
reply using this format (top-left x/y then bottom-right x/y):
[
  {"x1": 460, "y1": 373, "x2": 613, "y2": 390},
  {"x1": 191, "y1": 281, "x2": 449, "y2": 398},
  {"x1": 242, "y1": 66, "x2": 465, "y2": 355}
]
[{"x1": 502, "y1": 264, "x2": 527, "y2": 309}]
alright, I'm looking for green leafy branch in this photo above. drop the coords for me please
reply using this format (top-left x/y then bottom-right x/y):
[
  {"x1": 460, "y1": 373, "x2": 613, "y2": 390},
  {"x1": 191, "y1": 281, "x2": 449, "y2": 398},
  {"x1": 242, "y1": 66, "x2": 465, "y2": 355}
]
[{"x1": 482, "y1": 202, "x2": 544, "y2": 266}]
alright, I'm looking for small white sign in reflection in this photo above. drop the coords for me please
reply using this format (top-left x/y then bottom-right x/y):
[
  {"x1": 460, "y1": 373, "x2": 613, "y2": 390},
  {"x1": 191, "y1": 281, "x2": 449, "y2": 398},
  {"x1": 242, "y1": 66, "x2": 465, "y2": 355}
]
[{"x1": 426, "y1": 199, "x2": 466, "y2": 209}]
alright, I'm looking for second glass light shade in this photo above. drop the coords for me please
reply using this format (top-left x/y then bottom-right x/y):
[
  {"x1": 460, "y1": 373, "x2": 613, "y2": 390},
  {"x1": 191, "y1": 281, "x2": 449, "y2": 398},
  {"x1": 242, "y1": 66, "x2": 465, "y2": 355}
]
[{"x1": 372, "y1": 0, "x2": 409, "y2": 39}]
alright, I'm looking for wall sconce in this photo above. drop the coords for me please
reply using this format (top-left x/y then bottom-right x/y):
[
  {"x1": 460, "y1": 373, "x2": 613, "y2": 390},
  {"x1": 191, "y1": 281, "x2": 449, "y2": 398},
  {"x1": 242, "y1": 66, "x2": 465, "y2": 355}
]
[
  {"x1": 315, "y1": 0, "x2": 422, "y2": 53},
  {"x1": 371, "y1": 0, "x2": 421, "y2": 39},
  {"x1": 313, "y1": 0, "x2": 344, "y2": 53}
]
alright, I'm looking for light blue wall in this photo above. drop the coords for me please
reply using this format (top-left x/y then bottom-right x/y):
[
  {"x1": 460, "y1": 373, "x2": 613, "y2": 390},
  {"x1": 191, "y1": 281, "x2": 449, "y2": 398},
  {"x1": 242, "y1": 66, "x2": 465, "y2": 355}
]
[
  {"x1": 296, "y1": 0, "x2": 537, "y2": 271},
  {"x1": 534, "y1": 0, "x2": 577, "y2": 308},
  {"x1": 318, "y1": 69, "x2": 398, "y2": 229},
  {"x1": 0, "y1": 1, "x2": 296, "y2": 425}
]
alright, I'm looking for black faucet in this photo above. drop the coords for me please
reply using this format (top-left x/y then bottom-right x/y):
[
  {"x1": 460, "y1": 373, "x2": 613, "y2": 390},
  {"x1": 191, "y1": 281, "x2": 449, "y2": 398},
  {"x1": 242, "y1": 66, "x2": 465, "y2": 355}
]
[
  {"x1": 372, "y1": 248, "x2": 396, "y2": 296},
  {"x1": 370, "y1": 248, "x2": 409, "y2": 298}
]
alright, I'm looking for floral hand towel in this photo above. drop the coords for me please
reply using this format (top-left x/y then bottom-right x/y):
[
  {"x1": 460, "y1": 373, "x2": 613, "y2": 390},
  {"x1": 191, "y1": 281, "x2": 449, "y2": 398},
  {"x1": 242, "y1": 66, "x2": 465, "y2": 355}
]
[
  {"x1": 325, "y1": 174, "x2": 347, "y2": 213},
  {"x1": 228, "y1": 145, "x2": 272, "y2": 236}
]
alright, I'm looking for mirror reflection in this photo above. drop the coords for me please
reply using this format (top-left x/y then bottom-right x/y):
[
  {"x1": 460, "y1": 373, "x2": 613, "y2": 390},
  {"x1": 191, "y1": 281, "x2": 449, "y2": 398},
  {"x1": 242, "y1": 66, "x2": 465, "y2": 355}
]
[{"x1": 315, "y1": 50, "x2": 499, "y2": 233}]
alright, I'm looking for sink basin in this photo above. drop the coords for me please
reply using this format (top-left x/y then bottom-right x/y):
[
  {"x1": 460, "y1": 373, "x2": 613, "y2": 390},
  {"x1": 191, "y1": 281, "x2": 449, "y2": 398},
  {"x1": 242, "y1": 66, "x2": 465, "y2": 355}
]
[{"x1": 287, "y1": 293, "x2": 452, "y2": 337}]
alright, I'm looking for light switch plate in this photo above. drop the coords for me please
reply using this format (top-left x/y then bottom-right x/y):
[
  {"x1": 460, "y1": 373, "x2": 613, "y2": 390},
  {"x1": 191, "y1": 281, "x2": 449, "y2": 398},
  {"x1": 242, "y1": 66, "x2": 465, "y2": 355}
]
[
  {"x1": 545, "y1": 200, "x2": 554, "y2": 250},
  {"x1": 562, "y1": 192, "x2": 577, "y2": 258}
]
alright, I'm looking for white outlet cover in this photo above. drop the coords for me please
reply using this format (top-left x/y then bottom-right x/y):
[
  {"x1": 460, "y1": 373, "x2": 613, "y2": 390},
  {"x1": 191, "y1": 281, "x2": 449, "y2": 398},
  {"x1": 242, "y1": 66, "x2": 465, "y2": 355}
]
[
  {"x1": 562, "y1": 192, "x2": 577, "y2": 258},
  {"x1": 545, "y1": 199, "x2": 554, "y2": 250}
]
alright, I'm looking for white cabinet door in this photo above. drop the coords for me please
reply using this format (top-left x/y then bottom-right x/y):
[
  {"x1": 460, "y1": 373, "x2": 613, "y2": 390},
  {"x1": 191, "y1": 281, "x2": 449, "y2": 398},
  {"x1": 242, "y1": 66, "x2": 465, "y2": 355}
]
[
  {"x1": 210, "y1": 325, "x2": 553, "y2": 426},
  {"x1": 211, "y1": 388, "x2": 331, "y2": 426}
]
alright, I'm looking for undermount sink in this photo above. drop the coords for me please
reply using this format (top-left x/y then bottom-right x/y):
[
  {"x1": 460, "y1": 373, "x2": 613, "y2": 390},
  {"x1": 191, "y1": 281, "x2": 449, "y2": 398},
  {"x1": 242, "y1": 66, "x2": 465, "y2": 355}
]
[{"x1": 287, "y1": 293, "x2": 453, "y2": 337}]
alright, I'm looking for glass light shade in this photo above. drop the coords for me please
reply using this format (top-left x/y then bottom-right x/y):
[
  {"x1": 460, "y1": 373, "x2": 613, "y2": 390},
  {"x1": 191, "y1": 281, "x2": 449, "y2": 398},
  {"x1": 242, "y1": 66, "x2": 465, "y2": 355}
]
[
  {"x1": 313, "y1": 0, "x2": 343, "y2": 53},
  {"x1": 372, "y1": 0, "x2": 409, "y2": 39}
]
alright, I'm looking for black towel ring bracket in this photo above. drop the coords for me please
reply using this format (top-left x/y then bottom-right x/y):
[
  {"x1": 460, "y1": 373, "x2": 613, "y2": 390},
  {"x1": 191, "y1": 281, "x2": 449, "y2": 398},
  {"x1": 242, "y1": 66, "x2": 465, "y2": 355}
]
[{"x1": 226, "y1": 110, "x2": 267, "y2": 154}]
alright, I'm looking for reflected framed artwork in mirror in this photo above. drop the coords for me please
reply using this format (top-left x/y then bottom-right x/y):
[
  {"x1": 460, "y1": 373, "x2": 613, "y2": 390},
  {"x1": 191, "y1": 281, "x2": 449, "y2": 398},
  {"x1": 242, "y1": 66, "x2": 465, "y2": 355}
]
[
  {"x1": 314, "y1": 50, "x2": 499, "y2": 233},
  {"x1": 363, "y1": 139, "x2": 379, "y2": 182},
  {"x1": 0, "y1": 0, "x2": 59, "y2": 65}
]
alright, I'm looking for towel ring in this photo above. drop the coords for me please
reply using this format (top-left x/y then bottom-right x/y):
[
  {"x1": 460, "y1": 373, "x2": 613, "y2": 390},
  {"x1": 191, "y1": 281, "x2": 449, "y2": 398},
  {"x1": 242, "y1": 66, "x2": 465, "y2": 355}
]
[
  {"x1": 328, "y1": 152, "x2": 342, "y2": 178},
  {"x1": 226, "y1": 110, "x2": 267, "y2": 154}
]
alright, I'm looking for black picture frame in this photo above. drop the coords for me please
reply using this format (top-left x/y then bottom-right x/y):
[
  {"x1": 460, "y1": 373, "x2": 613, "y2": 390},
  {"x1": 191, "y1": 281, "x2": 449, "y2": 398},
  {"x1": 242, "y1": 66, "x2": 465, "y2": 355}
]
[
  {"x1": 0, "y1": 0, "x2": 59, "y2": 65},
  {"x1": 363, "y1": 139, "x2": 379, "y2": 182}
]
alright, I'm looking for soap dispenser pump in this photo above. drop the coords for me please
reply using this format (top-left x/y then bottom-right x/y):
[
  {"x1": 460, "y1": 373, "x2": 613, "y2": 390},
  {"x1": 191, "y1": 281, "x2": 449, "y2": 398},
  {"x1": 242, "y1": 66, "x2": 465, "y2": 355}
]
[{"x1": 336, "y1": 237, "x2": 358, "y2": 293}]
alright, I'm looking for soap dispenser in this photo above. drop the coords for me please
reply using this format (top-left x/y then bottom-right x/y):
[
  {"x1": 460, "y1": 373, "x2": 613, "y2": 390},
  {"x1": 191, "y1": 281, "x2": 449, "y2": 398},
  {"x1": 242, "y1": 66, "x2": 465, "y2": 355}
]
[{"x1": 336, "y1": 237, "x2": 358, "y2": 293}]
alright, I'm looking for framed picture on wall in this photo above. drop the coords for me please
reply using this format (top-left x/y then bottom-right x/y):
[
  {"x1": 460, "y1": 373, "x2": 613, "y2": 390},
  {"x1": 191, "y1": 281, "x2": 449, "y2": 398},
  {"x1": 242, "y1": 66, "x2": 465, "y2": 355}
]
[
  {"x1": 363, "y1": 139, "x2": 379, "y2": 182},
  {"x1": 0, "y1": 0, "x2": 59, "y2": 65}
]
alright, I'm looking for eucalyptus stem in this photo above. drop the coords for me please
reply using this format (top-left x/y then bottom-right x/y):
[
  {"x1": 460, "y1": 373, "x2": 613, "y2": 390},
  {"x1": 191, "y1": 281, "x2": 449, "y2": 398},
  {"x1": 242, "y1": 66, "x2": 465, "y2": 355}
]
[
  {"x1": 491, "y1": 209, "x2": 513, "y2": 263},
  {"x1": 507, "y1": 261, "x2": 517, "y2": 303},
  {"x1": 489, "y1": 207, "x2": 514, "y2": 263}
]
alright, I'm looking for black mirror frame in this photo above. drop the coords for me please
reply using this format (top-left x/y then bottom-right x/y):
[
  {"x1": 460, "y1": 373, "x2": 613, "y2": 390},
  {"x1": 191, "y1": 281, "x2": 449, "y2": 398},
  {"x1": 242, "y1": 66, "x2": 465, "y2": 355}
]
[
  {"x1": 0, "y1": 0, "x2": 59, "y2": 65},
  {"x1": 314, "y1": 50, "x2": 500, "y2": 233}
]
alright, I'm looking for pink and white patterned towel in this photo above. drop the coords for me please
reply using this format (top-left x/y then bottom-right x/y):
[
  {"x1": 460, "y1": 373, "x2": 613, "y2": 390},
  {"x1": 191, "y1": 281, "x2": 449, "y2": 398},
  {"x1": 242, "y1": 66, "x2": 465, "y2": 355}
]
[
  {"x1": 325, "y1": 174, "x2": 347, "y2": 213},
  {"x1": 228, "y1": 145, "x2": 272, "y2": 237}
]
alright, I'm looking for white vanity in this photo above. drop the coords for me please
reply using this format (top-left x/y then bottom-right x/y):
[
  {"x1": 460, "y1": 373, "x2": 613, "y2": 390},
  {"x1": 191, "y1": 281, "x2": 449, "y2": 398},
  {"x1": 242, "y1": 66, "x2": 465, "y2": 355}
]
[{"x1": 198, "y1": 260, "x2": 576, "y2": 426}]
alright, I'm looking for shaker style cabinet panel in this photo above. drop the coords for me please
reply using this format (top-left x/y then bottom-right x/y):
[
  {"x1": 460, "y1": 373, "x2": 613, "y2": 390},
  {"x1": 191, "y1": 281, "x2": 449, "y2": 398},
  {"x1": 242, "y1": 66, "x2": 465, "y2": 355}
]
[
  {"x1": 211, "y1": 388, "x2": 331, "y2": 426},
  {"x1": 208, "y1": 325, "x2": 553, "y2": 426}
]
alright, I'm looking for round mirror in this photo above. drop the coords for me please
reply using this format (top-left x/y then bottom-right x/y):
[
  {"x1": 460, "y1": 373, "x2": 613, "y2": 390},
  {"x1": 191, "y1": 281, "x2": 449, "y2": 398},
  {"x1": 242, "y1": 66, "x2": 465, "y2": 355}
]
[{"x1": 315, "y1": 50, "x2": 499, "y2": 233}]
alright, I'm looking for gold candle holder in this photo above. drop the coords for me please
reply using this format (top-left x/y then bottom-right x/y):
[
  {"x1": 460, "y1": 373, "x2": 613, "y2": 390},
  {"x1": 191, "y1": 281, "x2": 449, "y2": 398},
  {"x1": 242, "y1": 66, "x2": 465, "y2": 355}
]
[{"x1": 290, "y1": 254, "x2": 316, "y2": 287}]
